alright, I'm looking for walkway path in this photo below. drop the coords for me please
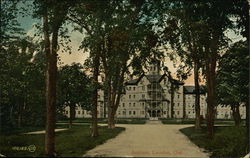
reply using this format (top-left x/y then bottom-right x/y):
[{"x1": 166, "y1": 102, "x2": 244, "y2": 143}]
[
  {"x1": 84, "y1": 121, "x2": 209, "y2": 157},
  {"x1": 23, "y1": 129, "x2": 68, "y2": 135}
]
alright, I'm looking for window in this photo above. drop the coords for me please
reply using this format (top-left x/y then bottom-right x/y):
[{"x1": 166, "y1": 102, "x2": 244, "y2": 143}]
[
  {"x1": 164, "y1": 111, "x2": 166, "y2": 114},
  {"x1": 118, "y1": 111, "x2": 121, "y2": 115},
  {"x1": 123, "y1": 111, "x2": 126, "y2": 115},
  {"x1": 123, "y1": 103, "x2": 125, "y2": 107},
  {"x1": 133, "y1": 95, "x2": 136, "y2": 98},
  {"x1": 178, "y1": 95, "x2": 180, "y2": 99},
  {"x1": 133, "y1": 103, "x2": 135, "y2": 107},
  {"x1": 82, "y1": 111, "x2": 84, "y2": 114},
  {"x1": 142, "y1": 103, "x2": 144, "y2": 107},
  {"x1": 142, "y1": 94, "x2": 145, "y2": 98},
  {"x1": 133, "y1": 111, "x2": 136, "y2": 115},
  {"x1": 129, "y1": 103, "x2": 131, "y2": 107},
  {"x1": 177, "y1": 111, "x2": 179, "y2": 115},
  {"x1": 177, "y1": 103, "x2": 179, "y2": 106},
  {"x1": 129, "y1": 95, "x2": 131, "y2": 99},
  {"x1": 133, "y1": 87, "x2": 136, "y2": 91},
  {"x1": 142, "y1": 86, "x2": 145, "y2": 91},
  {"x1": 128, "y1": 87, "x2": 131, "y2": 90},
  {"x1": 188, "y1": 111, "x2": 190, "y2": 114},
  {"x1": 129, "y1": 111, "x2": 131, "y2": 115},
  {"x1": 78, "y1": 111, "x2": 80, "y2": 114},
  {"x1": 65, "y1": 111, "x2": 68, "y2": 114}
]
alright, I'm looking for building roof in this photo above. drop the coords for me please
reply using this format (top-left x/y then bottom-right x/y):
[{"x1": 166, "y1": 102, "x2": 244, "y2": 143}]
[
  {"x1": 125, "y1": 74, "x2": 184, "y2": 85},
  {"x1": 184, "y1": 86, "x2": 206, "y2": 94},
  {"x1": 146, "y1": 75, "x2": 162, "y2": 83},
  {"x1": 126, "y1": 74, "x2": 145, "y2": 85}
]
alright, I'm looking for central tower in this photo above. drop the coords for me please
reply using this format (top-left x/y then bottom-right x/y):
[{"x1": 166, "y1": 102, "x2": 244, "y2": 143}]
[{"x1": 148, "y1": 59, "x2": 161, "y2": 75}]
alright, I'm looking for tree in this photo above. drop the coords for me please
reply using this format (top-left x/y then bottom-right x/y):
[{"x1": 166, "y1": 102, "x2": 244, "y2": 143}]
[
  {"x1": 33, "y1": 0, "x2": 76, "y2": 155},
  {"x1": 160, "y1": 2, "x2": 206, "y2": 129},
  {"x1": 199, "y1": 1, "x2": 235, "y2": 137},
  {"x1": 69, "y1": 0, "x2": 154, "y2": 129},
  {"x1": 0, "y1": 0, "x2": 23, "y2": 48},
  {"x1": 217, "y1": 41, "x2": 249, "y2": 127},
  {"x1": 1, "y1": 1, "x2": 24, "y2": 128},
  {"x1": 57, "y1": 63, "x2": 92, "y2": 128},
  {"x1": 68, "y1": 0, "x2": 106, "y2": 136},
  {"x1": 161, "y1": 0, "x2": 240, "y2": 136}
]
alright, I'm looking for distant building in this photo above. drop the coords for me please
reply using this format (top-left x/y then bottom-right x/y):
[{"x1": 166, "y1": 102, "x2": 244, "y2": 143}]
[{"x1": 64, "y1": 61, "x2": 246, "y2": 120}]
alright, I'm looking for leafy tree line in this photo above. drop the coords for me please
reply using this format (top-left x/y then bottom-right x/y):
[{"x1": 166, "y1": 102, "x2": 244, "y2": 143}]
[
  {"x1": 217, "y1": 41, "x2": 249, "y2": 126},
  {"x1": 0, "y1": 38, "x2": 91, "y2": 128}
]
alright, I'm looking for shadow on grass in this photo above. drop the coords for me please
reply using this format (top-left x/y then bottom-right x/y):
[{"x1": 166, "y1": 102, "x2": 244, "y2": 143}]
[
  {"x1": 180, "y1": 126, "x2": 247, "y2": 158},
  {"x1": 0, "y1": 125, "x2": 125, "y2": 157}
]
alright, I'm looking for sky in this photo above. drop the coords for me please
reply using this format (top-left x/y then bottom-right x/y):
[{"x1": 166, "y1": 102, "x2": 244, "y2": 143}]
[{"x1": 16, "y1": 3, "x2": 244, "y2": 86}]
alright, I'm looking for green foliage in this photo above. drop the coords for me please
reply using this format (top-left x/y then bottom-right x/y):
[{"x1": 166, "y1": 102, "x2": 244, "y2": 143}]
[
  {"x1": 57, "y1": 63, "x2": 93, "y2": 113},
  {"x1": 217, "y1": 41, "x2": 249, "y2": 106},
  {"x1": 0, "y1": 38, "x2": 46, "y2": 129},
  {"x1": 1, "y1": 0, "x2": 23, "y2": 47}
]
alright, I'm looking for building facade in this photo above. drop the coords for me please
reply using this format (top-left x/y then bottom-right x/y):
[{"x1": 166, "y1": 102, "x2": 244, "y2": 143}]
[{"x1": 64, "y1": 62, "x2": 246, "y2": 119}]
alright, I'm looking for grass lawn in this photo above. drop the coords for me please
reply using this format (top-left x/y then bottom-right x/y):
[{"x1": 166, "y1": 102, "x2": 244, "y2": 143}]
[
  {"x1": 0, "y1": 125, "x2": 125, "y2": 157},
  {"x1": 180, "y1": 126, "x2": 248, "y2": 158},
  {"x1": 58, "y1": 118, "x2": 146, "y2": 124}
]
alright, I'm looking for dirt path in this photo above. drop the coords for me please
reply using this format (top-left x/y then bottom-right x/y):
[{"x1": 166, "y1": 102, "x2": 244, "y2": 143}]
[
  {"x1": 23, "y1": 129, "x2": 68, "y2": 134},
  {"x1": 84, "y1": 121, "x2": 209, "y2": 157}
]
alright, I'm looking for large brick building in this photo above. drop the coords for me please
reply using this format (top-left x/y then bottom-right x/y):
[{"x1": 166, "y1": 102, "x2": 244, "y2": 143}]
[{"x1": 64, "y1": 61, "x2": 246, "y2": 120}]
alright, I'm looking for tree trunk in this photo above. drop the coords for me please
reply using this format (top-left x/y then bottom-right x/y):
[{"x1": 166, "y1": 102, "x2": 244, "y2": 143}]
[
  {"x1": 103, "y1": 88, "x2": 107, "y2": 118},
  {"x1": 45, "y1": 45, "x2": 57, "y2": 156},
  {"x1": 231, "y1": 104, "x2": 241, "y2": 127},
  {"x1": 194, "y1": 60, "x2": 201, "y2": 130},
  {"x1": 108, "y1": 66, "x2": 125, "y2": 129},
  {"x1": 170, "y1": 84, "x2": 175, "y2": 118},
  {"x1": 108, "y1": 111, "x2": 115, "y2": 129},
  {"x1": 44, "y1": 8, "x2": 58, "y2": 156},
  {"x1": 106, "y1": 80, "x2": 113, "y2": 129},
  {"x1": 205, "y1": 53, "x2": 217, "y2": 137},
  {"x1": 183, "y1": 88, "x2": 186, "y2": 119},
  {"x1": 69, "y1": 105, "x2": 76, "y2": 128},
  {"x1": 17, "y1": 103, "x2": 22, "y2": 128},
  {"x1": 91, "y1": 54, "x2": 99, "y2": 137},
  {"x1": 246, "y1": 100, "x2": 249, "y2": 153}
]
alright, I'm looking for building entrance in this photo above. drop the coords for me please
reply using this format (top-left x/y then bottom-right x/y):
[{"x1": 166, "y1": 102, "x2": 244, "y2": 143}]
[{"x1": 148, "y1": 110, "x2": 161, "y2": 118}]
